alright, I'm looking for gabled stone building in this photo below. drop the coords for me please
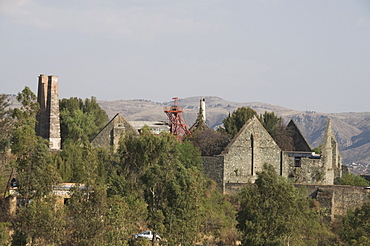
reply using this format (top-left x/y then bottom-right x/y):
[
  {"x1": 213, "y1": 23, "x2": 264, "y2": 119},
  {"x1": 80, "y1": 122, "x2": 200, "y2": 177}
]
[
  {"x1": 203, "y1": 116, "x2": 343, "y2": 193},
  {"x1": 91, "y1": 113, "x2": 139, "y2": 151}
]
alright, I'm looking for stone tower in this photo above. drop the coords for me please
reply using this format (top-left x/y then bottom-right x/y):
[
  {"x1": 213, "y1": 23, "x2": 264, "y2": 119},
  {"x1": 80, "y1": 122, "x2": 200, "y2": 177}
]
[
  {"x1": 36, "y1": 74, "x2": 61, "y2": 150},
  {"x1": 321, "y1": 119, "x2": 342, "y2": 184}
]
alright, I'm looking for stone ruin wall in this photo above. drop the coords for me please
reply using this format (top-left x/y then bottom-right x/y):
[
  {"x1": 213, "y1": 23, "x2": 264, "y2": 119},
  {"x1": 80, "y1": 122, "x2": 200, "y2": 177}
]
[
  {"x1": 294, "y1": 184, "x2": 370, "y2": 220},
  {"x1": 221, "y1": 119, "x2": 282, "y2": 186},
  {"x1": 283, "y1": 157, "x2": 328, "y2": 185},
  {"x1": 202, "y1": 156, "x2": 224, "y2": 190}
]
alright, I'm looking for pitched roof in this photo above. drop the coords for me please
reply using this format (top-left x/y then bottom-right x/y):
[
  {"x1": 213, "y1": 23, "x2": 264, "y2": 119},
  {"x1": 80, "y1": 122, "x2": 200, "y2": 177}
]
[
  {"x1": 286, "y1": 120, "x2": 312, "y2": 152},
  {"x1": 221, "y1": 115, "x2": 280, "y2": 154},
  {"x1": 91, "y1": 113, "x2": 139, "y2": 149}
]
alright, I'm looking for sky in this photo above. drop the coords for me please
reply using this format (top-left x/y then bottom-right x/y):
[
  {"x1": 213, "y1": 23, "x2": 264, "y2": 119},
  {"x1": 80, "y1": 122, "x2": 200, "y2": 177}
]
[{"x1": 1, "y1": 0, "x2": 370, "y2": 113}]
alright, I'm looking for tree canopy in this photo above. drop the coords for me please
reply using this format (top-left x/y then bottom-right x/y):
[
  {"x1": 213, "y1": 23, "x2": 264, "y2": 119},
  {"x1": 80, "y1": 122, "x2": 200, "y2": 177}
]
[
  {"x1": 339, "y1": 172, "x2": 369, "y2": 186},
  {"x1": 341, "y1": 202, "x2": 370, "y2": 245},
  {"x1": 221, "y1": 107, "x2": 257, "y2": 138},
  {"x1": 59, "y1": 97, "x2": 108, "y2": 145},
  {"x1": 237, "y1": 164, "x2": 336, "y2": 246}
]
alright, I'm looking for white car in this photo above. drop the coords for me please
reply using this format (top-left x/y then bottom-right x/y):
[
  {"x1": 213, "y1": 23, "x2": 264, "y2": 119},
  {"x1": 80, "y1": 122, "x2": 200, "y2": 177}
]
[{"x1": 134, "y1": 231, "x2": 161, "y2": 241}]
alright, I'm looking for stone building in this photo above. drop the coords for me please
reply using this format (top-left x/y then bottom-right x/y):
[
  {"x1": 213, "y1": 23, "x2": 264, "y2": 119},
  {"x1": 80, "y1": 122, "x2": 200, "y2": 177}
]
[
  {"x1": 36, "y1": 74, "x2": 61, "y2": 150},
  {"x1": 129, "y1": 121, "x2": 170, "y2": 135},
  {"x1": 203, "y1": 116, "x2": 343, "y2": 194},
  {"x1": 91, "y1": 113, "x2": 139, "y2": 150}
]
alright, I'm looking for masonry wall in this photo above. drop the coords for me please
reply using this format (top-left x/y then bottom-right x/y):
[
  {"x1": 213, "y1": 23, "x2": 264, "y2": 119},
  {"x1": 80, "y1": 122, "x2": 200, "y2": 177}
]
[
  {"x1": 221, "y1": 118, "x2": 282, "y2": 184},
  {"x1": 294, "y1": 184, "x2": 370, "y2": 220},
  {"x1": 46, "y1": 76, "x2": 61, "y2": 149},
  {"x1": 283, "y1": 156, "x2": 327, "y2": 184},
  {"x1": 202, "y1": 156, "x2": 224, "y2": 191},
  {"x1": 91, "y1": 113, "x2": 139, "y2": 150}
]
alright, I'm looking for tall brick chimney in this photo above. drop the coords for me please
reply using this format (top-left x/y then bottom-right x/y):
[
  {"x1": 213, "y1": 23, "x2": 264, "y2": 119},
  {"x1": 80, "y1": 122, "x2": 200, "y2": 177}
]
[{"x1": 36, "y1": 74, "x2": 61, "y2": 150}]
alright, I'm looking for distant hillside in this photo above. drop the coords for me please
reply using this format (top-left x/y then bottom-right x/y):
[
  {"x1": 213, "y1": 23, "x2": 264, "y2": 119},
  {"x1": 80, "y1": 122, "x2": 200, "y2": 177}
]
[{"x1": 97, "y1": 96, "x2": 370, "y2": 175}]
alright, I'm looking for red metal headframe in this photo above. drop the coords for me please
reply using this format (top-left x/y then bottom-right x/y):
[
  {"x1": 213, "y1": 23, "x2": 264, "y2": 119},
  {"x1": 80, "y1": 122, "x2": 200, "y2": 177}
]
[{"x1": 164, "y1": 97, "x2": 191, "y2": 138}]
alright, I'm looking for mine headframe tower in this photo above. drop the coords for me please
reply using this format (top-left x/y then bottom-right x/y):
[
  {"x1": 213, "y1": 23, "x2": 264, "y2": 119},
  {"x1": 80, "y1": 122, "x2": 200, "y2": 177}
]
[{"x1": 164, "y1": 97, "x2": 191, "y2": 139}]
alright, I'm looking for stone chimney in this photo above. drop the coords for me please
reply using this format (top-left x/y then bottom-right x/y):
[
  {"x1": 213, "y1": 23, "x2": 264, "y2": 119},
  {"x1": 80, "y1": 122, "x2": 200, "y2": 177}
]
[
  {"x1": 200, "y1": 98, "x2": 206, "y2": 122},
  {"x1": 36, "y1": 74, "x2": 61, "y2": 150}
]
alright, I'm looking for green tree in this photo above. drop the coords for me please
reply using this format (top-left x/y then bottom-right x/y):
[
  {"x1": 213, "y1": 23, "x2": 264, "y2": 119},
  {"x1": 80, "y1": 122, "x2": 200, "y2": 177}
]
[
  {"x1": 11, "y1": 87, "x2": 39, "y2": 157},
  {"x1": 186, "y1": 128, "x2": 229, "y2": 156},
  {"x1": 339, "y1": 172, "x2": 369, "y2": 186},
  {"x1": 16, "y1": 197, "x2": 66, "y2": 246},
  {"x1": 0, "y1": 94, "x2": 13, "y2": 152},
  {"x1": 0, "y1": 222, "x2": 11, "y2": 246},
  {"x1": 65, "y1": 185, "x2": 108, "y2": 246},
  {"x1": 15, "y1": 139, "x2": 61, "y2": 199},
  {"x1": 0, "y1": 94, "x2": 14, "y2": 197},
  {"x1": 199, "y1": 182, "x2": 239, "y2": 245},
  {"x1": 118, "y1": 132, "x2": 208, "y2": 245},
  {"x1": 11, "y1": 87, "x2": 61, "y2": 200},
  {"x1": 341, "y1": 202, "x2": 370, "y2": 245},
  {"x1": 237, "y1": 164, "x2": 336, "y2": 246},
  {"x1": 221, "y1": 107, "x2": 257, "y2": 138},
  {"x1": 59, "y1": 97, "x2": 108, "y2": 144},
  {"x1": 258, "y1": 111, "x2": 293, "y2": 150}
]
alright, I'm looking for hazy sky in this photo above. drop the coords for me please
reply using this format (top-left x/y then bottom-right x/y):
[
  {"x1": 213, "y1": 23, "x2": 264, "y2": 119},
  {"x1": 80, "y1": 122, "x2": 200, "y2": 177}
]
[{"x1": 1, "y1": 0, "x2": 370, "y2": 113}]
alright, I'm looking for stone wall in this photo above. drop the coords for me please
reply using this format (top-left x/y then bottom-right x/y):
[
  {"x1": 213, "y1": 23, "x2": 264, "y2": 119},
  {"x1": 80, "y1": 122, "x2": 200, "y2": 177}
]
[
  {"x1": 221, "y1": 117, "x2": 282, "y2": 185},
  {"x1": 223, "y1": 182, "x2": 369, "y2": 220},
  {"x1": 91, "y1": 113, "x2": 139, "y2": 150},
  {"x1": 283, "y1": 156, "x2": 326, "y2": 184},
  {"x1": 202, "y1": 156, "x2": 224, "y2": 190},
  {"x1": 295, "y1": 184, "x2": 370, "y2": 220}
]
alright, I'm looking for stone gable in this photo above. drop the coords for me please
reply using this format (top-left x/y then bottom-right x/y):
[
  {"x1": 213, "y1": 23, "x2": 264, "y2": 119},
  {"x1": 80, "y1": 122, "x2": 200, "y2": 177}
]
[
  {"x1": 221, "y1": 116, "x2": 282, "y2": 187},
  {"x1": 91, "y1": 113, "x2": 139, "y2": 151}
]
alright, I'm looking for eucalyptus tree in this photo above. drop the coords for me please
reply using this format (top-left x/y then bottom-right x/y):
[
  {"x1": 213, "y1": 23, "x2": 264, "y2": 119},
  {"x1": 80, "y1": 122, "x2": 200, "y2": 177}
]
[
  {"x1": 117, "y1": 131, "x2": 208, "y2": 244},
  {"x1": 11, "y1": 87, "x2": 61, "y2": 200},
  {"x1": 221, "y1": 107, "x2": 257, "y2": 138},
  {"x1": 341, "y1": 202, "x2": 370, "y2": 245},
  {"x1": 237, "y1": 164, "x2": 336, "y2": 246}
]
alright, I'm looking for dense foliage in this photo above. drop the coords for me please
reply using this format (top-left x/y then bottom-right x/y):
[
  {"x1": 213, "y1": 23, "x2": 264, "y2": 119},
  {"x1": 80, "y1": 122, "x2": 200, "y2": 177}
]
[
  {"x1": 258, "y1": 111, "x2": 294, "y2": 150},
  {"x1": 237, "y1": 164, "x2": 337, "y2": 246},
  {"x1": 186, "y1": 128, "x2": 230, "y2": 156},
  {"x1": 341, "y1": 202, "x2": 370, "y2": 245},
  {"x1": 221, "y1": 107, "x2": 257, "y2": 138},
  {"x1": 59, "y1": 96, "x2": 108, "y2": 145},
  {"x1": 339, "y1": 172, "x2": 369, "y2": 186},
  {"x1": 0, "y1": 94, "x2": 13, "y2": 152}
]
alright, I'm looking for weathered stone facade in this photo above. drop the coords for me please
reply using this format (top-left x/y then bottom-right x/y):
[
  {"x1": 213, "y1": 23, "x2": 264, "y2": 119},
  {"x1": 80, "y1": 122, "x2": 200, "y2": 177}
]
[
  {"x1": 202, "y1": 116, "x2": 343, "y2": 193},
  {"x1": 36, "y1": 74, "x2": 61, "y2": 150},
  {"x1": 295, "y1": 184, "x2": 370, "y2": 220},
  {"x1": 222, "y1": 116, "x2": 282, "y2": 185},
  {"x1": 91, "y1": 113, "x2": 139, "y2": 150}
]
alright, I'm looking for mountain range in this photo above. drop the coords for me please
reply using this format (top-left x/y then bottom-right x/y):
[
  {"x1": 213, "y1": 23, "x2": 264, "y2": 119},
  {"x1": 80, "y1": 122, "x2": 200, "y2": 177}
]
[{"x1": 98, "y1": 96, "x2": 370, "y2": 175}]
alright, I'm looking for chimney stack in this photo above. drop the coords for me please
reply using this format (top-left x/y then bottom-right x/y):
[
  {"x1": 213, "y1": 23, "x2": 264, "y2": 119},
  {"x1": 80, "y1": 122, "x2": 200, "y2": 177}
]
[{"x1": 36, "y1": 74, "x2": 61, "y2": 150}]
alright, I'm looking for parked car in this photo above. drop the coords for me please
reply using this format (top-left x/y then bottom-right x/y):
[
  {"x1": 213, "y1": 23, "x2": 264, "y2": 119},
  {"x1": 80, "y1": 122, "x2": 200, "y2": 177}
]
[{"x1": 134, "y1": 231, "x2": 161, "y2": 241}]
